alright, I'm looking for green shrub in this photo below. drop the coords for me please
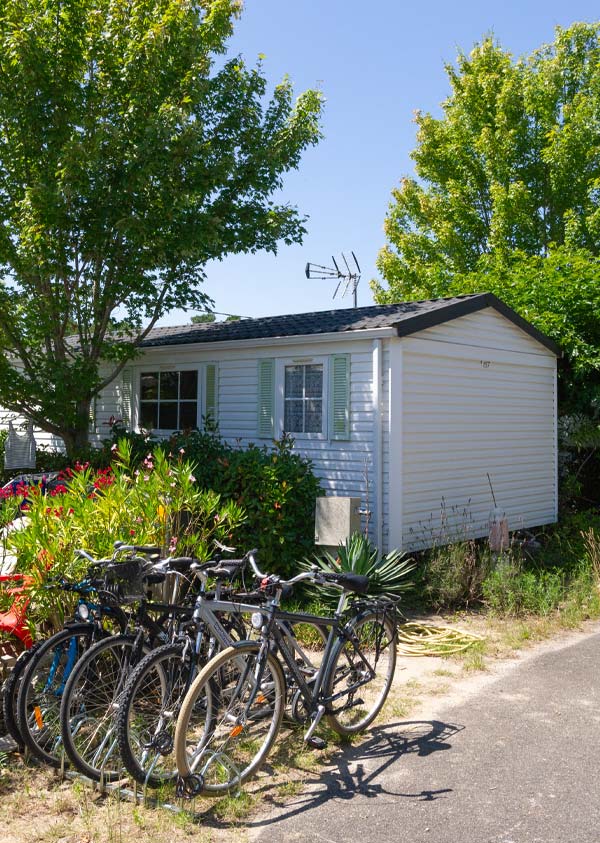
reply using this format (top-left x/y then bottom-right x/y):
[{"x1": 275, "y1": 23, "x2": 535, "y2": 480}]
[
  {"x1": 1, "y1": 428, "x2": 322, "y2": 579},
  {"x1": 420, "y1": 540, "x2": 493, "y2": 609},
  {"x1": 302, "y1": 532, "x2": 415, "y2": 609},
  {"x1": 167, "y1": 431, "x2": 323, "y2": 577},
  {"x1": 482, "y1": 562, "x2": 566, "y2": 616}
]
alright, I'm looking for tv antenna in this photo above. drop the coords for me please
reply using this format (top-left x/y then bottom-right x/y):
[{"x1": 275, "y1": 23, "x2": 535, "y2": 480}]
[{"x1": 305, "y1": 252, "x2": 361, "y2": 308}]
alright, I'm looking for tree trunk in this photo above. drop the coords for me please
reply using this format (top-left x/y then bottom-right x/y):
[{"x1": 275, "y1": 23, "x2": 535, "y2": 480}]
[{"x1": 61, "y1": 398, "x2": 92, "y2": 459}]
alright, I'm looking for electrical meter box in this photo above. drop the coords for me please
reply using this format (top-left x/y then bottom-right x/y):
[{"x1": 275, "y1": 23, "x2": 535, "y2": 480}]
[{"x1": 314, "y1": 496, "x2": 361, "y2": 547}]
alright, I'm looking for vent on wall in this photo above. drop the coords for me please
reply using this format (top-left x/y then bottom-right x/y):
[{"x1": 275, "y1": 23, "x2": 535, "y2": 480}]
[{"x1": 315, "y1": 497, "x2": 361, "y2": 546}]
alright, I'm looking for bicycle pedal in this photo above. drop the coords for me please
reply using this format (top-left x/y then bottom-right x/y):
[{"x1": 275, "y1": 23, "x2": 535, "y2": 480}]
[{"x1": 305, "y1": 736, "x2": 327, "y2": 750}]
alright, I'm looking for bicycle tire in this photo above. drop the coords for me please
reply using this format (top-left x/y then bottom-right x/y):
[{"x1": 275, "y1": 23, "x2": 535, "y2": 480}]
[
  {"x1": 174, "y1": 642, "x2": 286, "y2": 794},
  {"x1": 2, "y1": 640, "x2": 44, "y2": 749},
  {"x1": 324, "y1": 610, "x2": 397, "y2": 736},
  {"x1": 17, "y1": 625, "x2": 98, "y2": 766},
  {"x1": 60, "y1": 633, "x2": 149, "y2": 781},
  {"x1": 117, "y1": 642, "x2": 192, "y2": 786}
]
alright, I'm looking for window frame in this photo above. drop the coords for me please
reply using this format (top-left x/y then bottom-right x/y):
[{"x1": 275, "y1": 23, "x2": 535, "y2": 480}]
[
  {"x1": 134, "y1": 364, "x2": 202, "y2": 434},
  {"x1": 275, "y1": 356, "x2": 329, "y2": 441}
]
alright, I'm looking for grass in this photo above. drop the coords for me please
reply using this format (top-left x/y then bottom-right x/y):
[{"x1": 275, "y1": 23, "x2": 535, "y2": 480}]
[{"x1": 211, "y1": 791, "x2": 259, "y2": 823}]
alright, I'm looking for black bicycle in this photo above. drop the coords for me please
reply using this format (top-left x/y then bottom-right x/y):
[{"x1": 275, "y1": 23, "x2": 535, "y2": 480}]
[{"x1": 174, "y1": 551, "x2": 399, "y2": 795}]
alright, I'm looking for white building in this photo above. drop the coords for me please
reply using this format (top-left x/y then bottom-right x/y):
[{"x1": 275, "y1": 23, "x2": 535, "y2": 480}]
[{"x1": 3, "y1": 294, "x2": 560, "y2": 552}]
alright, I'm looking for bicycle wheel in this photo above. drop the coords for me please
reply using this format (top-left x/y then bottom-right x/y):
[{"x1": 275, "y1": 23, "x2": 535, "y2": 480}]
[
  {"x1": 2, "y1": 640, "x2": 43, "y2": 749},
  {"x1": 324, "y1": 611, "x2": 397, "y2": 736},
  {"x1": 174, "y1": 642, "x2": 286, "y2": 794},
  {"x1": 117, "y1": 642, "x2": 193, "y2": 787},
  {"x1": 60, "y1": 633, "x2": 149, "y2": 781},
  {"x1": 17, "y1": 625, "x2": 98, "y2": 766}
]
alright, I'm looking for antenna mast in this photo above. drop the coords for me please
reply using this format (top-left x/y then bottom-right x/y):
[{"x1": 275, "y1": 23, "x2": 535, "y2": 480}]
[{"x1": 305, "y1": 252, "x2": 361, "y2": 307}]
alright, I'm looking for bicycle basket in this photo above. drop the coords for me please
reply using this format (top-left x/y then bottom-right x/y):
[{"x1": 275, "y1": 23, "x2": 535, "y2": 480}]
[{"x1": 102, "y1": 557, "x2": 148, "y2": 603}]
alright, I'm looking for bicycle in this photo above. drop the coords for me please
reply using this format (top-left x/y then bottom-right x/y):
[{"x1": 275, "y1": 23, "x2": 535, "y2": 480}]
[
  {"x1": 115, "y1": 555, "x2": 252, "y2": 787},
  {"x1": 58, "y1": 551, "x2": 207, "y2": 781},
  {"x1": 173, "y1": 550, "x2": 399, "y2": 795},
  {"x1": 15, "y1": 543, "x2": 160, "y2": 766},
  {"x1": 116, "y1": 552, "x2": 327, "y2": 788}
]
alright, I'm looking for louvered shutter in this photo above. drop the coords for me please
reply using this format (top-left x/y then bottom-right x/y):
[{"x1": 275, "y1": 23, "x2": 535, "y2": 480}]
[
  {"x1": 257, "y1": 359, "x2": 275, "y2": 438},
  {"x1": 121, "y1": 368, "x2": 133, "y2": 429},
  {"x1": 204, "y1": 364, "x2": 218, "y2": 428},
  {"x1": 329, "y1": 354, "x2": 350, "y2": 440}
]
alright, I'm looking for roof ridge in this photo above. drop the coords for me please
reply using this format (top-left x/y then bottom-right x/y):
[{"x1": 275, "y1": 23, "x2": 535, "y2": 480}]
[{"x1": 150, "y1": 294, "x2": 486, "y2": 334}]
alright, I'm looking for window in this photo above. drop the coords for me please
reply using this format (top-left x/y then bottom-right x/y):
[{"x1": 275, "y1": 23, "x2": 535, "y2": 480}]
[
  {"x1": 258, "y1": 354, "x2": 350, "y2": 441},
  {"x1": 139, "y1": 370, "x2": 198, "y2": 431},
  {"x1": 284, "y1": 363, "x2": 323, "y2": 434}
]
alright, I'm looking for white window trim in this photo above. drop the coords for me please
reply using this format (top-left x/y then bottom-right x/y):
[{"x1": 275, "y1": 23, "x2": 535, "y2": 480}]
[
  {"x1": 133, "y1": 364, "x2": 202, "y2": 435},
  {"x1": 275, "y1": 356, "x2": 329, "y2": 441}
]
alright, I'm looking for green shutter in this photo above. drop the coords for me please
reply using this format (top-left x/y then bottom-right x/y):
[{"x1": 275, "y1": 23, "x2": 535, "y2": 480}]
[
  {"x1": 121, "y1": 368, "x2": 133, "y2": 429},
  {"x1": 257, "y1": 359, "x2": 275, "y2": 438},
  {"x1": 330, "y1": 354, "x2": 350, "y2": 440},
  {"x1": 204, "y1": 364, "x2": 218, "y2": 429}
]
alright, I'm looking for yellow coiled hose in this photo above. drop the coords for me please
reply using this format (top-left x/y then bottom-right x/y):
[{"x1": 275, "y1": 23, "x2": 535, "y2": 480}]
[{"x1": 396, "y1": 621, "x2": 484, "y2": 656}]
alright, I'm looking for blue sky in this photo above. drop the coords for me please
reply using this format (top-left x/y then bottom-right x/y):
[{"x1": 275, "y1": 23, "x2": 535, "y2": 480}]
[{"x1": 162, "y1": 0, "x2": 600, "y2": 325}]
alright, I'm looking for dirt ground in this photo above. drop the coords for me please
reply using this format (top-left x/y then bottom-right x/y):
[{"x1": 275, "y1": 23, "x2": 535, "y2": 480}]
[{"x1": 2, "y1": 612, "x2": 597, "y2": 843}]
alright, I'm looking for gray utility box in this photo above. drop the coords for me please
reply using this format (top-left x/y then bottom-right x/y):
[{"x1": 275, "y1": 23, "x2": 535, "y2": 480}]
[{"x1": 315, "y1": 496, "x2": 361, "y2": 546}]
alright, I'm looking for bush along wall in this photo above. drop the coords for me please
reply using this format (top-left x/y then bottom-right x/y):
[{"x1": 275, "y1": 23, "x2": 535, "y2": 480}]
[
  {"x1": 0, "y1": 441, "x2": 246, "y2": 628},
  {"x1": 167, "y1": 431, "x2": 324, "y2": 578}
]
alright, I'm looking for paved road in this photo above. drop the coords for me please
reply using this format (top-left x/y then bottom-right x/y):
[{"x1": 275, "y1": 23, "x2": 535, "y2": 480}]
[{"x1": 250, "y1": 629, "x2": 600, "y2": 843}]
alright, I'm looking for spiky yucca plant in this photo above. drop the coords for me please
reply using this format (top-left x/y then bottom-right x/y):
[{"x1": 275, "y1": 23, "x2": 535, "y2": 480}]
[{"x1": 302, "y1": 532, "x2": 415, "y2": 607}]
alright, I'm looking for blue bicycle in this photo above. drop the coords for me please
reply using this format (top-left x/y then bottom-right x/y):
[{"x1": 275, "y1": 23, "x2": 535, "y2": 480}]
[{"x1": 9, "y1": 543, "x2": 157, "y2": 765}]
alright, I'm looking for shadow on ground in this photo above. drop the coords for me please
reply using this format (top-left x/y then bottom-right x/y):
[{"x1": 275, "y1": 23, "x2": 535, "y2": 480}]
[{"x1": 246, "y1": 719, "x2": 463, "y2": 829}]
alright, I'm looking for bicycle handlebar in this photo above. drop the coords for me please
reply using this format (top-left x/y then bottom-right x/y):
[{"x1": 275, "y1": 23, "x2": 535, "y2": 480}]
[{"x1": 246, "y1": 549, "x2": 367, "y2": 593}]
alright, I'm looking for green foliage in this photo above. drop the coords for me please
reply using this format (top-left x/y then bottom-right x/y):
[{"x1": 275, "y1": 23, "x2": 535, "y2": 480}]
[
  {"x1": 422, "y1": 515, "x2": 600, "y2": 618},
  {"x1": 373, "y1": 23, "x2": 600, "y2": 409},
  {"x1": 2, "y1": 439, "x2": 245, "y2": 627},
  {"x1": 1, "y1": 428, "x2": 322, "y2": 578},
  {"x1": 191, "y1": 313, "x2": 216, "y2": 324},
  {"x1": 375, "y1": 24, "x2": 600, "y2": 291},
  {"x1": 304, "y1": 532, "x2": 415, "y2": 607},
  {"x1": 557, "y1": 415, "x2": 600, "y2": 508},
  {"x1": 0, "y1": 0, "x2": 323, "y2": 454},
  {"x1": 420, "y1": 540, "x2": 494, "y2": 609},
  {"x1": 483, "y1": 562, "x2": 566, "y2": 616},
  {"x1": 168, "y1": 431, "x2": 323, "y2": 577}
]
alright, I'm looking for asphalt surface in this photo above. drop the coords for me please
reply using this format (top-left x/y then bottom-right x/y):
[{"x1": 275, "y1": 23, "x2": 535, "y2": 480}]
[{"x1": 250, "y1": 629, "x2": 600, "y2": 843}]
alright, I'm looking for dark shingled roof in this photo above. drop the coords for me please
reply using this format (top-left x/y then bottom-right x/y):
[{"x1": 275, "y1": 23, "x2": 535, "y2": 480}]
[{"x1": 140, "y1": 293, "x2": 561, "y2": 355}]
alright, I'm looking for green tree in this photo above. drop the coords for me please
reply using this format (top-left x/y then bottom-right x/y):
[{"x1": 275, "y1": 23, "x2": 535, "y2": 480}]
[
  {"x1": 191, "y1": 313, "x2": 217, "y2": 324},
  {"x1": 0, "y1": 0, "x2": 322, "y2": 455},
  {"x1": 372, "y1": 23, "x2": 600, "y2": 408},
  {"x1": 373, "y1": 24, "x2": 600, "y2": 298}
]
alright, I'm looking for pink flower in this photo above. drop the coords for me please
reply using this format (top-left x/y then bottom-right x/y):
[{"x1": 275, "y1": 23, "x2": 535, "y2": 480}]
[
  {"x1": 179, "y1": 448, "x2": 185, "y2": 455},
  {"x1": 111, "y1": 443, "x2": 118, "y2": 452},
  {"x1": 189, "y1": 475, "x2": 196, "y2": 482}
]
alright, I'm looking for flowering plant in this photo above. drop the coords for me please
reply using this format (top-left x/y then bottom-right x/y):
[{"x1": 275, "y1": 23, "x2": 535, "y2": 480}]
[{"x1": 1, "y1": 439, "x2": 245, "y2": 629}]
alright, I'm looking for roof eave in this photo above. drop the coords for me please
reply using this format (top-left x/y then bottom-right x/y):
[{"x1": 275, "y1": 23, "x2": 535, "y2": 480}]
[
  {"x1": 392, "y1": 293, "x2": 562, "y2": 357},
  {"x1": 140, "y1": 325, "x2": 398, "y2": 352}
]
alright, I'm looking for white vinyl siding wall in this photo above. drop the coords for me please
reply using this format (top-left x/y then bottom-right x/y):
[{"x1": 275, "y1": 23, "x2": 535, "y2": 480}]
[
  {"x1": 127, "y1": 338, "x2": 382, "y2": 540},
  {"x1": 390, "y1": 312, "x2": 557, "y2": 551}
]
